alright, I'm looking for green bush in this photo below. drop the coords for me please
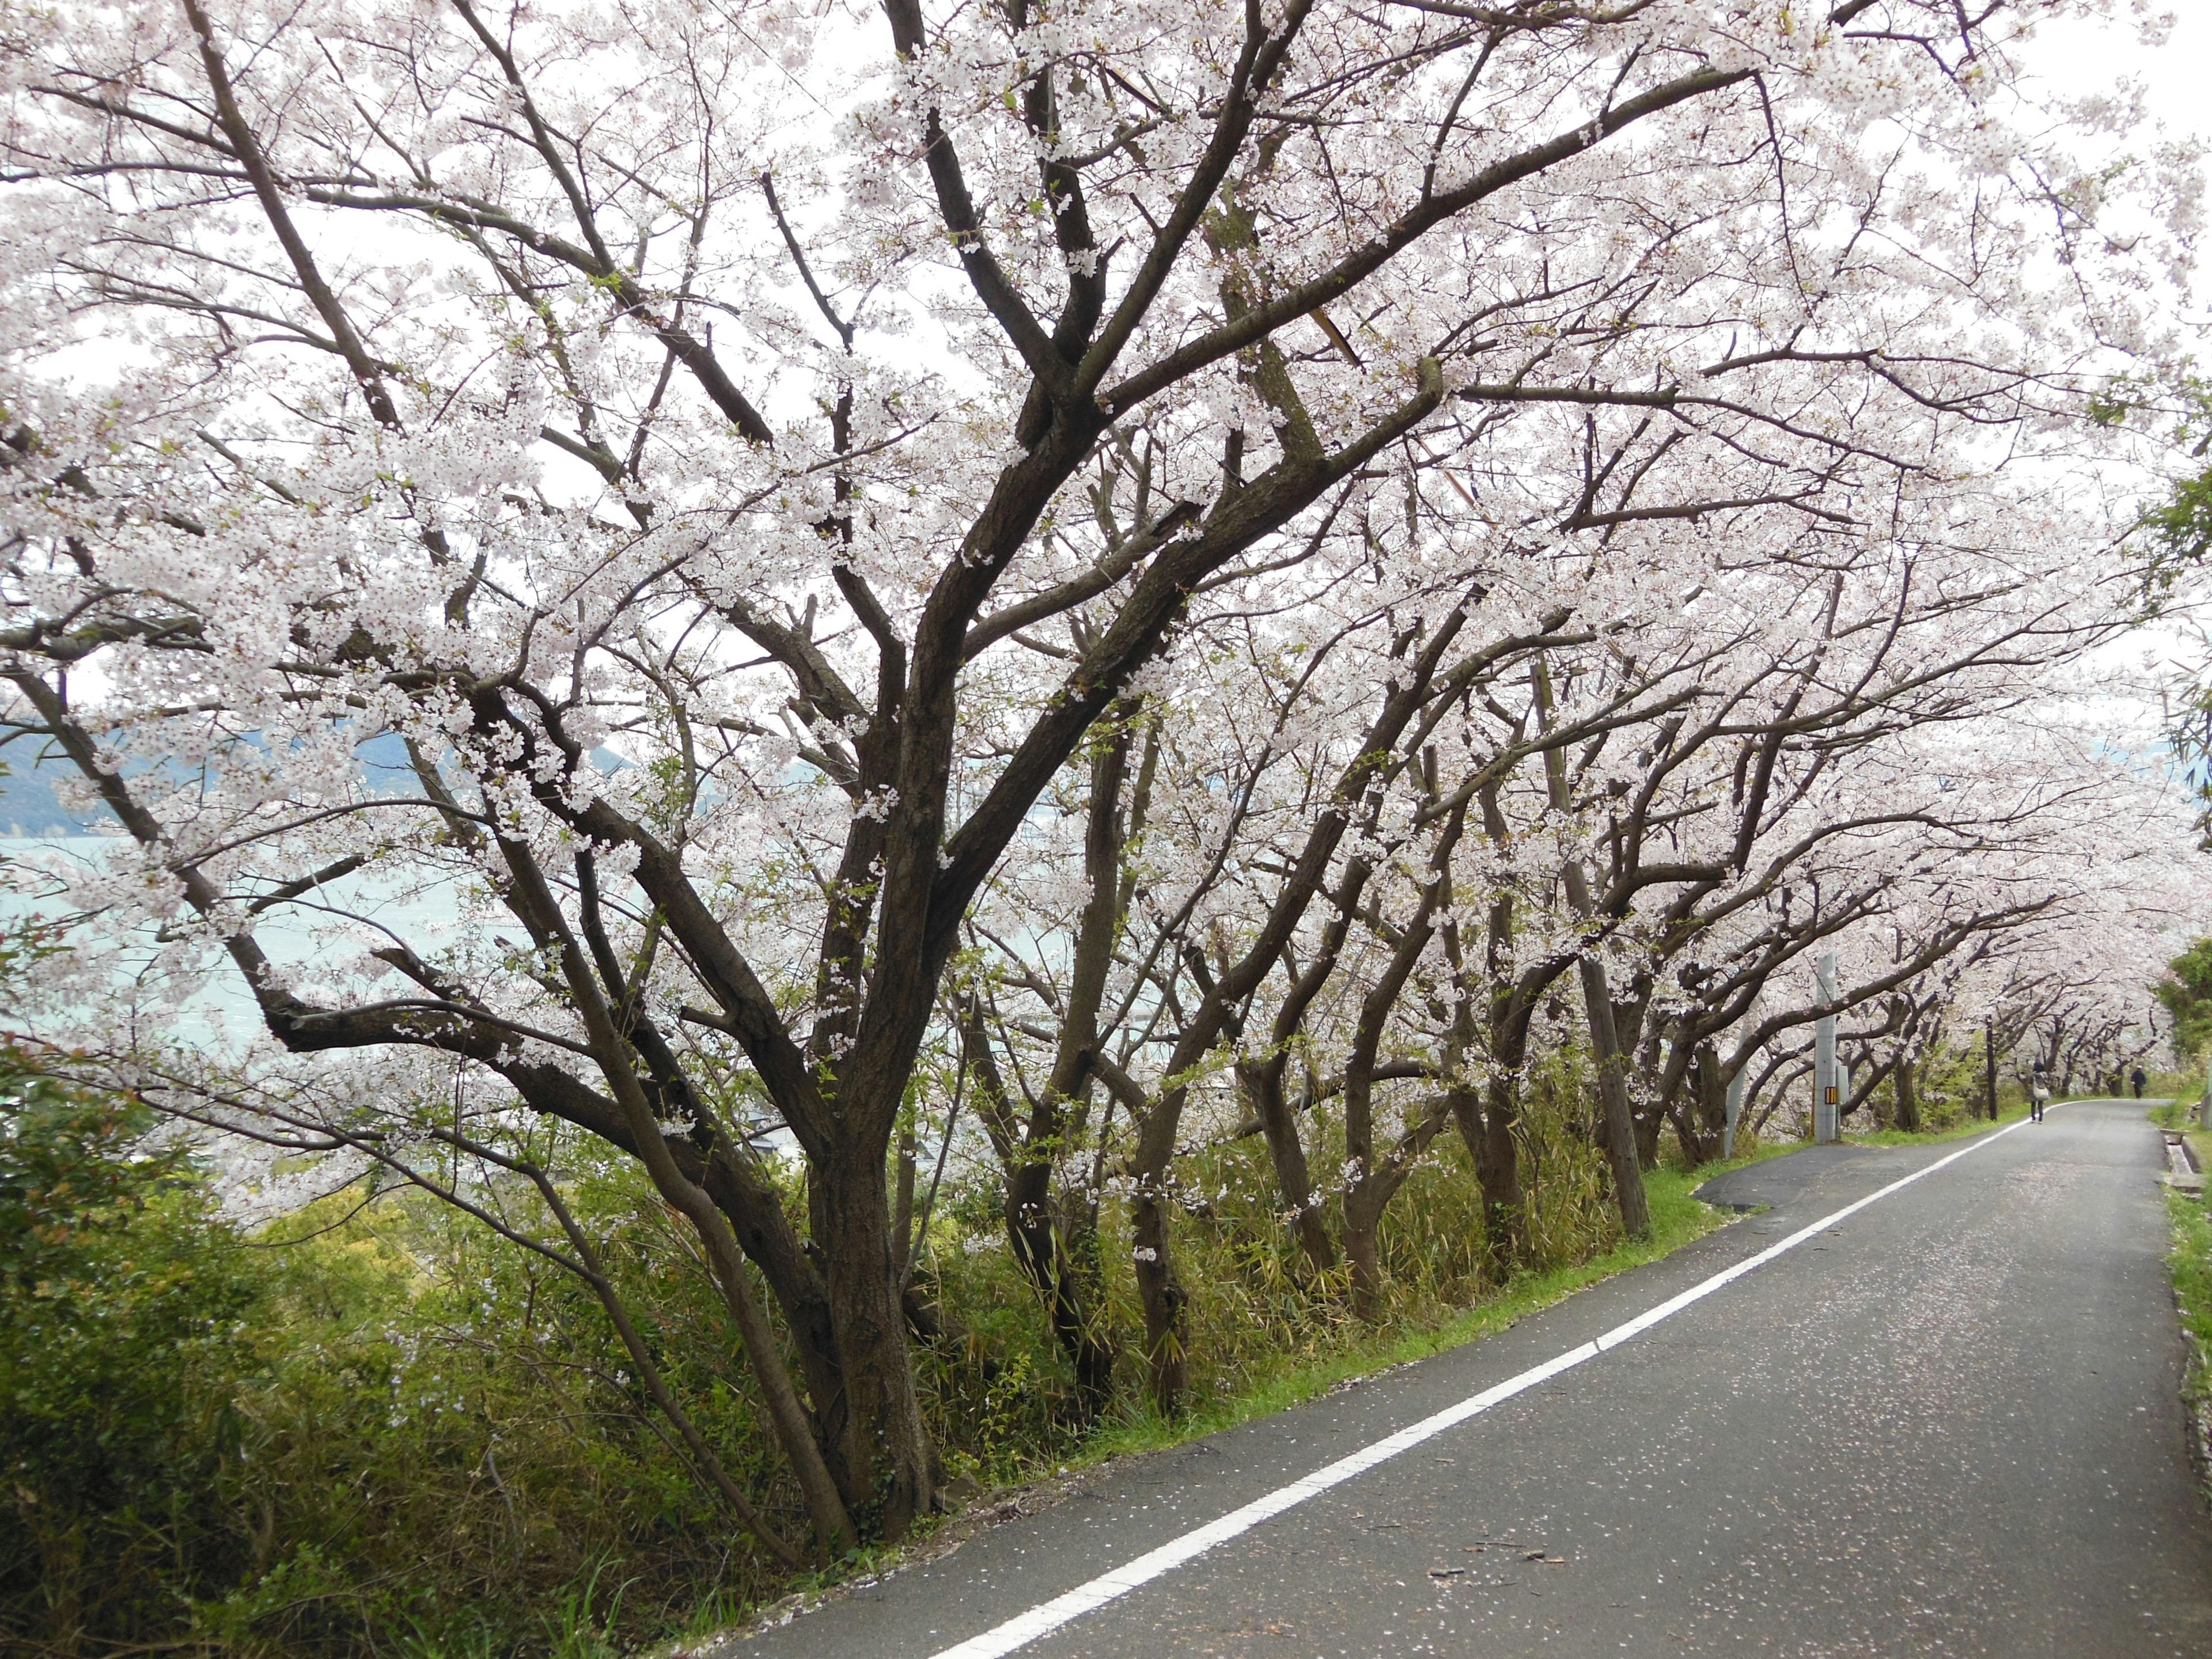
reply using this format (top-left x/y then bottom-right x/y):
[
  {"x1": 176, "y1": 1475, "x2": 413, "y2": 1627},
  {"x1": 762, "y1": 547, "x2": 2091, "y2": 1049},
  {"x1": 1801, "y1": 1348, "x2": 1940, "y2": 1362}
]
[
  {"x1": 1, "y1": 1080, "x2": 270, "y2": 1652},
  {"x1": 0, "y1": 1054, "x2": 1684, "y2": 1657},
  {"x1": 0, "y1": 1081, "x2": 795, "y2": 1658}
]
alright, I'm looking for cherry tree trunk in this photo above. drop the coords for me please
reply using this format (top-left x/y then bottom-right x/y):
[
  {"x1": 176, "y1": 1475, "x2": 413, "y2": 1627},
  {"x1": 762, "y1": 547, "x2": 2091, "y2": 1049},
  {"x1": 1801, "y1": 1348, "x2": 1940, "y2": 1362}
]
[
  {"x1": 1631, "y1": 1103, "x2": 1665, "y2": 1171},
  {"x1": 1691, "y1": 1043, "x2": 1729, "y2": 1163},
  {"x1": 1343, "y1": 1183, "x2": 1387, "y2": 1323},
  {"x1": 1241, "y1": 1061, "x2": 1338, "y2": 1278},
  {"x1": 1004, "y1": 1174, "x2": 1116, "y2": 1421},
  {"x1": 812, "y1": 1146, "x2": 935, "y2": 1535},
  {"x1": 1056, "y1": 1218, "x2": 1118, "y2": 1414},
  {"x1": 1893, "y1": 1056, "x2": 1921, "y2": 1133},
  {"x1": 1577, "y1": 956, "x2": 1654, "y2": 1241},
  {"x1": 1456, "y1": 1078, "x2": 1528, "y2": 1272},
  {"x1": 1131, "y1": 1186, "x2": 1188, "y2": 1414}
]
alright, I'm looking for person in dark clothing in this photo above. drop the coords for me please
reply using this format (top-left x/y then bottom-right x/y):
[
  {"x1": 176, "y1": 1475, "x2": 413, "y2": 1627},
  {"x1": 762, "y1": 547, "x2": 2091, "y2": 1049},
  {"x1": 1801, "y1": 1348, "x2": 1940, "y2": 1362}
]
[
  {"x1": 2132, "y1": 1066, "x2": 2148, "y2": 1100},
  {"x1": 2030, "y1": 1062, "x2": 2048, "y2": 1122}
]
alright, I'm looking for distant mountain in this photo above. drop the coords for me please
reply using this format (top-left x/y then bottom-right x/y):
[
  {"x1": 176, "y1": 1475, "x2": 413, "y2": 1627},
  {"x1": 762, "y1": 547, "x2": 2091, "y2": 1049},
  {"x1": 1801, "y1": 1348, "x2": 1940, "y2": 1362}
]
[
  {"x1": 0, "y1": 736, "x2": 109, "y2": 835},
  {"x1": 0, "y1": 731, "x2": 629, "y2": 838}
]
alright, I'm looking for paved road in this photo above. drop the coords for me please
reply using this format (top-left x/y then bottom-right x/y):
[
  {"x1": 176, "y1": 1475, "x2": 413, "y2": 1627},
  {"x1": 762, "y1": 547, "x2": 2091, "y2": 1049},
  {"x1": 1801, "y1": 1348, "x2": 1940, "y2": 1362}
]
[{"x1": 736, "y1": 1101, "x2": 2212, "y2": 1657}]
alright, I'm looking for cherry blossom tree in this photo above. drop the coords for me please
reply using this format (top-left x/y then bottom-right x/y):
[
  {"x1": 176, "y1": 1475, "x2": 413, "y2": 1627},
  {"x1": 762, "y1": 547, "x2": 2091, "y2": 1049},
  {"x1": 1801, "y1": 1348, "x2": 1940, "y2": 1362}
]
[{"x1": 0, "y1": 0, "x2": 2195, "y2": 1540}]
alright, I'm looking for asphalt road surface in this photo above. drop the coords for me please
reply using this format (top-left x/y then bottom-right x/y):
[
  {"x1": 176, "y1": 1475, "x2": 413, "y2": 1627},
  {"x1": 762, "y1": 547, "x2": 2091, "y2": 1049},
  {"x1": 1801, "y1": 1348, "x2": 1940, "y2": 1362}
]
[{"x1": 736, "y1": 1100, "x2": 2212, "y2": 1657}]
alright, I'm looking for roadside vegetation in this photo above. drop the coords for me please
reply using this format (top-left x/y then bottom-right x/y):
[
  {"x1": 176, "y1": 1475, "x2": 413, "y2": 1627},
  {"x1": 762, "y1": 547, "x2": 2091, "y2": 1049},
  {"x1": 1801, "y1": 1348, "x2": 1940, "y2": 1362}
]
[
  {"x1": 2165, "y1": 1180, "x2": 2212, "y2": 1497},
  {"x1": 2151, "y1": 937, "x2": 2212, "y2": 1495},
  {"x1": 5, "y1": 1035, "x2": 2052, "y2": 1659},
  {"x1": 1, "y1": 1046, "x2": 1656, "y2": 1658}
]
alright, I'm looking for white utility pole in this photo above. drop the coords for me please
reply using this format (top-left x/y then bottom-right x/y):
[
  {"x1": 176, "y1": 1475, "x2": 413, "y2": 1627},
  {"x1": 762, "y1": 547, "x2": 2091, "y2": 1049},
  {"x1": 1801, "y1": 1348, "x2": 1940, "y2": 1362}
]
[
  {"x1": 1814, "y1": 953, "x2": 1840, "y2": 1145},
  {"x1": 1722, "y1": 994, "x2": 1761, "y2": 1161}
]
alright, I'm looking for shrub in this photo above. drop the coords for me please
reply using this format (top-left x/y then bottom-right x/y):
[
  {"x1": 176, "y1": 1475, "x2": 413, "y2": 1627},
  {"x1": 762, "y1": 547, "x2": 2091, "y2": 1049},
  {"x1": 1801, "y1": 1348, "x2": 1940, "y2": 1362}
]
[{"x1": 0, "y1": 1075, "x2": 270, "y2": 1653}]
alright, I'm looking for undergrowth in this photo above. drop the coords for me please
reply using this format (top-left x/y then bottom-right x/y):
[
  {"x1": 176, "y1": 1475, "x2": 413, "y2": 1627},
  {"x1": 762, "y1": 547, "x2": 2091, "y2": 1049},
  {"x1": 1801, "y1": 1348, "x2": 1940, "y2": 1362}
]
[
  {"x1": 1069, "y1": 1158, "x2": 1728, "y2": 1469},
  {"x1": 2165, "y1": 1187, "x2": 2212, "y2": 1497},
  {"x1": 13, "y1": 1065, "x2": 2009, "y2": 1658}
]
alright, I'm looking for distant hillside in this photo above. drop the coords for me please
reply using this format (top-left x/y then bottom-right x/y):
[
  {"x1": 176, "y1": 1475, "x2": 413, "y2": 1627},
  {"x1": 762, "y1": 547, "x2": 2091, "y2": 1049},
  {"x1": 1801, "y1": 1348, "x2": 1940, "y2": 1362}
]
[
  {"x1": 0, "y1": 732, "x2": 627, "y2": 838},
  {"x1": 0, "y1": 736, "x2": 109, "y2": 835}
]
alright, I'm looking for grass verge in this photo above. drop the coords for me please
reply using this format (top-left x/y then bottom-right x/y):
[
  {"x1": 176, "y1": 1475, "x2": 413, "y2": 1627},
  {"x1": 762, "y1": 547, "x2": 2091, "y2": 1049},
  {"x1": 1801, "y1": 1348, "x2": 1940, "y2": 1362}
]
[
  {"x1": 2165, "y1": 1185, "x2": 2212, "y2": 1495},
  {"x1": 1846, "y1": 1100, "x2": 2032, "y2": 1147},
  {"x1": 2149, "y1": 1097, "x2": 2212, "y2": 1499},
  {"x1": 696, "y1": 1112, "x2": 2055, "y2": 1652},
  {"x1": 1077, "y1": 1162, "x2": 1729, "y2": 1465},
  {"x1": 2152, "y1": 1095, "x2": 2211, "y2": 1152}
]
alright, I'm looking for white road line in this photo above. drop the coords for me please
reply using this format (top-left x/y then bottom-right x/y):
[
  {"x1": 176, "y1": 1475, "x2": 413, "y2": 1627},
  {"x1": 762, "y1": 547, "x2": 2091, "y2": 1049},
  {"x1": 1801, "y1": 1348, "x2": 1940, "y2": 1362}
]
[{"x1": 929, "y1": 1111, "x2": 2042, "y2": 1659}]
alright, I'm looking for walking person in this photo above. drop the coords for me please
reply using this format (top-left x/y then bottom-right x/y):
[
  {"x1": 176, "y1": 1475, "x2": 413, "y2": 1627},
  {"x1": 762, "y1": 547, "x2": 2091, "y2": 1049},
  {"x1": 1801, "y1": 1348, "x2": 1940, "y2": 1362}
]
[
  {"x1": 2029, "y1": 1075, "x2": 2048, "y2": 1122},
  {"x1": 2133, "y1": 1066, "x2": 2148, "y2": 1100}
]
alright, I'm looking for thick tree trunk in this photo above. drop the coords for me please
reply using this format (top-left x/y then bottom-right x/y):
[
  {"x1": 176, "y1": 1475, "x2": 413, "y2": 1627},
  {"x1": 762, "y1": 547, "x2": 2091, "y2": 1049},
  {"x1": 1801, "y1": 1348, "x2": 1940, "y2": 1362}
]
[
  {"x1": 1631, "y1": 1101, "x2": 1665, "y2": 1171},
  {"x1": 1241, "y1": 1059, "x2": 1337, "y2": 1277},
  {"x1": 1578, "y1": 954, "x2": 1653, "y2": 1241},
  {"x1": 1456, "y1": 1075, "x2": 1528, "y2": 1273},
  {"x1": 1689, "y1": 1041, "x2": 1728, "y2": 1164},
  {"x1": 1131, "y1": 1184, "x2": 1188, "y2": 1414},
  {"x1": 1893, "y1": 1054, "x2": 1921, "y2": 1131},
  {"x1": 1342, "y1": 1184, "x2": 1385, "y2": 1321},
  {"x1": 812, "y1": 1149, "x2": 935, "y2": 1536},
  {"x1": 1456, "y1": 778, "x2": 1536, "y2": 1274}
]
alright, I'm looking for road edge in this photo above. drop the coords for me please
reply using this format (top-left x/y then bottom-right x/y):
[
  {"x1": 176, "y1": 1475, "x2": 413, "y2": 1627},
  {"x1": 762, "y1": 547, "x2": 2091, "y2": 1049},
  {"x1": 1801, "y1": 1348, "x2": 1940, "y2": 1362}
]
[
  {"x1": 2164, "y1": 1184, "x2": 2212, "y2": 1501},
  {"x1": 674, "y1": 1169, "x2": 1740, "y2": 1655},
  {"x1": 684, "y1": 1113, "x2": 2049, "y2": 1656}
]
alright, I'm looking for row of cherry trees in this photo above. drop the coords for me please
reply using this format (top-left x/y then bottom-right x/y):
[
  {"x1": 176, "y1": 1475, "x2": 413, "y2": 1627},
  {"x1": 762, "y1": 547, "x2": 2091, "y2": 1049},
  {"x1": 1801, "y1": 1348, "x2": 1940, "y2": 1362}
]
[
  {"x1": 0, "y1": 0, "x2": 2201, "y2": 1562},
  {"x1": 956, "y1": 531, "x2": 2196, "y2": 1395}
]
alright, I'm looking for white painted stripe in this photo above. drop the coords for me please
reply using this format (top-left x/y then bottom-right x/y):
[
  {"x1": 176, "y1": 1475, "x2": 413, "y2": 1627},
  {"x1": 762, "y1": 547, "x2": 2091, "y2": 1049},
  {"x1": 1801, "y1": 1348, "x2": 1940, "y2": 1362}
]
[{"x1": 928, "y1": 1112, "x2": 2040, "y2": 1659}]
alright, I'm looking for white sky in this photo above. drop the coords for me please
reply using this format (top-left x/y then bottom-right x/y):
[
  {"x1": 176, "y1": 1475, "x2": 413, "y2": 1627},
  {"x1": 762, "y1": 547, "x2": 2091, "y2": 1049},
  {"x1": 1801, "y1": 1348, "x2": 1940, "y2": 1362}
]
[
  {"x1": 2013, "y1": 10, "x2": 2212, "y2": 732},
  {"x1": 2032, "y1": 6, "x2": 2212, "y2": 155}
]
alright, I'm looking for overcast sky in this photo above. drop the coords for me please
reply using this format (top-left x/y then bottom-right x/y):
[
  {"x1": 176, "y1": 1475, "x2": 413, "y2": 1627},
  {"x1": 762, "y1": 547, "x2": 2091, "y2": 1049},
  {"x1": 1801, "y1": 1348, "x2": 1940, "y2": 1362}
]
[{"x1": 2034, "y1": 5, "x2": 2212, "y2": 160}]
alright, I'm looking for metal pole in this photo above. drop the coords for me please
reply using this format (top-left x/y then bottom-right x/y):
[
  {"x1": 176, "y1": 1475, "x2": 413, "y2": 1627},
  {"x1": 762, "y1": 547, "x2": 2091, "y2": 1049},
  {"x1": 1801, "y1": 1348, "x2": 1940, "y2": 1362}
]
[
  {"x1": 1722, "y1": 995, "x2": 1759, "y2": 1161},
  {"x1": 1814, "y1": 953, "x2": 1839, "y2": 1143},
  {"x1": 1984, "y1": 1017, "x2": 1998, "y2": 1122}
]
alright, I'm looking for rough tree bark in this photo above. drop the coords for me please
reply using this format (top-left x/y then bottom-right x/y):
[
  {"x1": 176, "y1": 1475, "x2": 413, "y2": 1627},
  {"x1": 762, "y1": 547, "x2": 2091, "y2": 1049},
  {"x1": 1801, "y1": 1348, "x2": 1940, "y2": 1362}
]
[{"x1": 1533, "y1": 658, "x2": 1653, "y2": 1239}]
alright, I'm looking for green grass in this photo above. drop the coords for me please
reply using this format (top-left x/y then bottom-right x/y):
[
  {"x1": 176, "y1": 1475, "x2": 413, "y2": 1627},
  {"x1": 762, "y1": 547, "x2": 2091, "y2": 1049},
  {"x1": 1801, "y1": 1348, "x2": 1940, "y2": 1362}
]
[
  {"x1": 2146, "y1": 1099, "x2": 2212, "y2": 1496},
  {"x1": 2139, "y1": 1097, "x2": 2212, "y2": 1192},
  {"x1": 2165, "y1": 1185, "x2": 2212, "y2": 1491},
  {"x1": 2169, "y1": 1187, "x2": 2212, "y2": 1351},
  {"x1": 2168, "y1": 1191, "x2": 2212, "y2": 1354},
  {"x1": 991, "y1": 1104, "x2": 2055, "y2": 1475},
  {"x1": 2154, "y1": 1096, "x2": 2205, "y2": 1132},
  {"x1": 1847, "y1": 1100, "x2": 2033, "y2": 1146},
  {"x1": 1068, "y1": 1162, "x2": 1728, "y2": 1465}
]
